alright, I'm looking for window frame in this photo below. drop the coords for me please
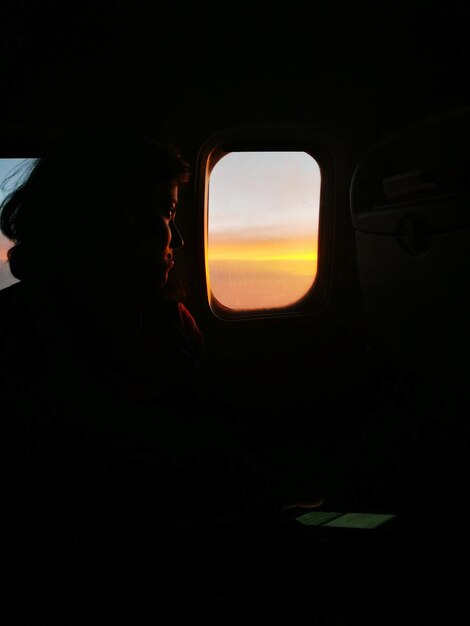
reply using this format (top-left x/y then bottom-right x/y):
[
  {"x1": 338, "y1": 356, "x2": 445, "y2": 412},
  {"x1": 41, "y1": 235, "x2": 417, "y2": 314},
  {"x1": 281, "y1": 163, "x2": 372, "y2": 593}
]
[{"x1": 195, "y1": 126, "x2": 337, "y2": 321}]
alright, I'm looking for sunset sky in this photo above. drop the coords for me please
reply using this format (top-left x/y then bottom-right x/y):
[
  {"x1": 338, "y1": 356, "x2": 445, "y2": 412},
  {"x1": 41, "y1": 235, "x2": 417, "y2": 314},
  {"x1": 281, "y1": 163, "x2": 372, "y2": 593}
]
[
  {"x1": 207, "y1": 151, "x2": 321, "y2": 309},
  {"x1": 0, "y1": 153, "x2": 322, "y2": 307}
]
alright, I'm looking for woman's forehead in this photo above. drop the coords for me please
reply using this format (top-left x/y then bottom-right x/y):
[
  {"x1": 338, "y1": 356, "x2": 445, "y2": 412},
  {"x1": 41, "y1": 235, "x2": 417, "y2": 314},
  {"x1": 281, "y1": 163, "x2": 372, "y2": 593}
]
[{"x1": 137, "y1": 181, "x2": 178, "y2": 203}]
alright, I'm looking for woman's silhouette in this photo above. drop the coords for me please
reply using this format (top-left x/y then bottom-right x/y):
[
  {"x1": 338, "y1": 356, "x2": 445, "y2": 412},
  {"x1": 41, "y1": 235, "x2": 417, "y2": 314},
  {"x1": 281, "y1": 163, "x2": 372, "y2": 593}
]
[
  {"x1": 0, "y1": 130, "x2": 238, "y2": 616},
  {"x1": 0, "y1": 129, "x2": 323, "y2": 620}
]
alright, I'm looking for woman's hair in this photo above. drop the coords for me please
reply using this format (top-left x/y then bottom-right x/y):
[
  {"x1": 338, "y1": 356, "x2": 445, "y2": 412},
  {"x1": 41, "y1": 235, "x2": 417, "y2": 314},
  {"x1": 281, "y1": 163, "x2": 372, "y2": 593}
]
[{"x1": 0, "y1": 129, "x2": 190, "y2": 282}]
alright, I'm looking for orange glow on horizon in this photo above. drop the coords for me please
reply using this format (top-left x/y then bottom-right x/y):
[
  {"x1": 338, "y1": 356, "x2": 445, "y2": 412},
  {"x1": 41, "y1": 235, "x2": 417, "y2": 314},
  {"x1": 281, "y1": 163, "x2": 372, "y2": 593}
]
[
  {"x1": 207, "y1": 258, "x2": 317, "y2": 309},
  {"x1": 208, "y1": 235, "x2": 318, "y2": 262},
  {"x1": 207, "y1": 234, "x2": 319, "y2": 309},
  {"x1": 207, "y1": 236, "x2": 318, "y2": 309}
]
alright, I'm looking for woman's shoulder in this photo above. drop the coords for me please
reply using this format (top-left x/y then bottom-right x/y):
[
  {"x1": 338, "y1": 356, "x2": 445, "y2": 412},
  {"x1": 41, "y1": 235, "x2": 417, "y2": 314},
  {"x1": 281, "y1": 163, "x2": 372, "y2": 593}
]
[
  {"x1": 161, "y1": 298, "x2": 205, "y2": 365},
  {"x1": 176, "y1": 302, "x2": 203, "y2": 343}
]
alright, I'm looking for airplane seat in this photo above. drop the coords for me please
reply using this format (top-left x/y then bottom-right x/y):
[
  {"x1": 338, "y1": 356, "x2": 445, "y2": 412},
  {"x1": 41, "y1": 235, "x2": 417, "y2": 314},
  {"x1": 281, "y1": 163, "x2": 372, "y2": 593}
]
[
  {"x1": 349, "y1": 106, "x2": 470, "y2": 512},
  {"x1": 351, "y1": 107, "x2": 470, "y2": 377}
]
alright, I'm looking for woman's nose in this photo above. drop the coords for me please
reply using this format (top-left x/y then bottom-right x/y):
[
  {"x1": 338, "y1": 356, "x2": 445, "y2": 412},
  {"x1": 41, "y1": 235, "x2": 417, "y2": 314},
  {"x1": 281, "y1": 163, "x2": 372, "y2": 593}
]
[{"x1": 170, "y1": 221, "x2": 184, "y2": 249}]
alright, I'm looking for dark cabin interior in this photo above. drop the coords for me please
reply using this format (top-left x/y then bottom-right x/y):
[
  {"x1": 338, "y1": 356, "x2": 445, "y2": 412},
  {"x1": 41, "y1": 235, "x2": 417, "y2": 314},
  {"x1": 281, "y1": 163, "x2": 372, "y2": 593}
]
[{"x1": 1, "y1": 1, "x2": 470, "y2": 622}]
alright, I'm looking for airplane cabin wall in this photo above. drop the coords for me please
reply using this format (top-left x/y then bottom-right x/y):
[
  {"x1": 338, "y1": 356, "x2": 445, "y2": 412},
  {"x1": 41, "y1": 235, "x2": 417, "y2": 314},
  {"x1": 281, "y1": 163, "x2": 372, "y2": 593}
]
[{"x1": 0, "y1": 2, "x2": 469, "y2": 449}]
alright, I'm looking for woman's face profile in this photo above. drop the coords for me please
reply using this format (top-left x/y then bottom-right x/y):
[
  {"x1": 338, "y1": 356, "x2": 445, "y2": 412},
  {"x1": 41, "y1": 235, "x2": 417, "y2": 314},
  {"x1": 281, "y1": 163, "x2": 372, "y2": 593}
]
[{"x1": 133, "y1": 181, "x2": 184, "y2": 289}]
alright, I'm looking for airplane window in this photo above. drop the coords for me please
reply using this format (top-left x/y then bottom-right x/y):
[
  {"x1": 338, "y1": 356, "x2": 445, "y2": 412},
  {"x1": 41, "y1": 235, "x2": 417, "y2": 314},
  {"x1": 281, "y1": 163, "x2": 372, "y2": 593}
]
[
  {"x1": 207, "y1": 151, "x2": 320, "y2": 310},
  {"x1": 0, "y1": 158, "x2": 35, "y2": 290}
]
